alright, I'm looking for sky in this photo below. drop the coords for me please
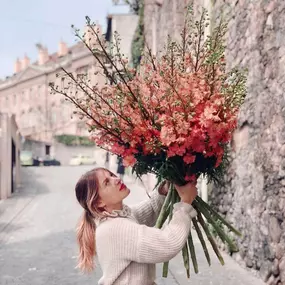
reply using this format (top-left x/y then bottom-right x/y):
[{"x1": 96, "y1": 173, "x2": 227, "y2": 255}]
[{"x1": 0, "y1": 0, "x2": 129, "y2": 79}]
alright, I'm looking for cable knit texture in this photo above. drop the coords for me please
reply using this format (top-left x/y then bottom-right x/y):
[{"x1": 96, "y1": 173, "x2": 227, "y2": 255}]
[{"x1": 95, "y1": 190, "x2": 197, "y2": 285}]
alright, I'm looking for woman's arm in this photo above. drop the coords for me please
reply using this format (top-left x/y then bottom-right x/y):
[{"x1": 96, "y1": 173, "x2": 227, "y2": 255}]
[
  {"x1": 97, "y1": 202, "x2": 197, "y2": 264},
  {"x1": 131, "y1": 190, "x2": 166, "y2": 226}
]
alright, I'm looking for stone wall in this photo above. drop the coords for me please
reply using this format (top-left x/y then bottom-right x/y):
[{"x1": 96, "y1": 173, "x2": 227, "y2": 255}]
[
  {"x1": 209, "y1": 1, "x2": 285, "y2": 284},
  {"x1": 0, "y1": 113, "x2": 21, "y2": 200},
  {"x1": 144, "y1": 0, "x2": 193, "y2": 55},
  {"x1": 144, "y1": 0, "x2": 285, "y2": 284}
]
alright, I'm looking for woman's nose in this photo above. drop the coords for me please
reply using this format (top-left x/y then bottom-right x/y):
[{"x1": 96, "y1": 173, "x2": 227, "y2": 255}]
[{"x1": 114, "y1": 177, "x2": 121, "y2": 184}]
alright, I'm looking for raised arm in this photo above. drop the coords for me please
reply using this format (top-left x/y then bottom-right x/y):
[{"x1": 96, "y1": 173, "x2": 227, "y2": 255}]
[
  {"x1": 131, "y1": 190, "x2": 165, "y2": 227},
  {"x1": 97, "y1": 202, "x2": 197, "y2": 264}
]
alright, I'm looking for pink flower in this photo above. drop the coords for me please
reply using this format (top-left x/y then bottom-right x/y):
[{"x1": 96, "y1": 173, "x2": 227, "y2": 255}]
[
  {"x1": 111, "y1": 143, "x2": 126, "y2": 155},
  {"x1": 183, "y1": 154, "x2": 196, "y2": 164},
  {"x1": 123, "y1": 155, "x2": 137, "y2": 167},
  {"x1": 185, "y1": 174, "x2": 196, "y2": 182}
]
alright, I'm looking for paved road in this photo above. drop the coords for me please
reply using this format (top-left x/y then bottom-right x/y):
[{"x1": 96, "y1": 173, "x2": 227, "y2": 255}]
[{"x1": 0, "y1": 166, "x2": 265, "y2": 285}]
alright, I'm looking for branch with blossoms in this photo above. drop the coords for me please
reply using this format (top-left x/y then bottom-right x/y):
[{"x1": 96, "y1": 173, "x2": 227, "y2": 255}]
[{"x1": 49, "y1": 5, "x2": 247, "y2": 279}]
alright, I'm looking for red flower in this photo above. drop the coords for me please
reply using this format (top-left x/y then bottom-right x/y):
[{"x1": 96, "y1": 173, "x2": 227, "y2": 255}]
[
  {"x1": 183, "y1": 154, "x2": 196, "y2": 164},
  {"x1": 185, "y1": 174, "x2": 197, "y2": 182},
  {"x1": 123, "y1": 155, "x2": 137, "y2": 167}
]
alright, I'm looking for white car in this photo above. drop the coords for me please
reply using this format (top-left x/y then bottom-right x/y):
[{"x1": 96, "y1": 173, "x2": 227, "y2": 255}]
[{"x1": 69, "y1": 154, "x2": 96, "y2": 166}]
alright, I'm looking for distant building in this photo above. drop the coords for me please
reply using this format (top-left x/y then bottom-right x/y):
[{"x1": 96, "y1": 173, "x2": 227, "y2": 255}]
[
  {"x1": 0, "y1": 13, "x2": 138, "y2": 158},
  {"x1": 0, "y1": 28, "x2": 105, "y2": 155},
  {"x1": 105, "y1": 13, "x2": 139, "y2": 64}
]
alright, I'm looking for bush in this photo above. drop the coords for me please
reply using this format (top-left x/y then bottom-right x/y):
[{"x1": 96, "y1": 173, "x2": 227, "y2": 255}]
[{"x1": 54, "y1": 135, "x2": 95, "y2": 146}]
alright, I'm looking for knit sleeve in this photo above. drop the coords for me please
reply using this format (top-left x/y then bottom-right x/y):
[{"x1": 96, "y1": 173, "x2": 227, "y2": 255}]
[
  {"x1": 113, "y1": 202, "x2": 197, "y2": 264},
  {"x1": 131, "y1": 190, "x2": 165, "y2": 226}
]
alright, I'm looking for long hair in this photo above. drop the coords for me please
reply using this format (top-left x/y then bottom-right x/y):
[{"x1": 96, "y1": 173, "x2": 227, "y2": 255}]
[{"x1": 75, "y1": 167, "x2": 111, "y2": 273}]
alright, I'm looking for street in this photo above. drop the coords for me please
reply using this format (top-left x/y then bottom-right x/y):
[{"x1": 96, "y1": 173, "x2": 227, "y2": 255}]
[{"x1": 0, "y1": 166, "x2": 265, "y2": 285}]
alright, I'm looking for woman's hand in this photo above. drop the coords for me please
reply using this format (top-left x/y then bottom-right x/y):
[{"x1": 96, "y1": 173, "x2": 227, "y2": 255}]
[
  {"x1": 174, "y1": 181, "x2": 198, "y2": 205},
  {"x1": 158, "y1": 180, "x2": 170, "y2": 196}
]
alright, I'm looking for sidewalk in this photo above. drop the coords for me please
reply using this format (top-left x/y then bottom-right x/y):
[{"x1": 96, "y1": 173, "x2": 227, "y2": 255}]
[{"x1": 0, "y1": 168, "x2": 45, "y2": 245}]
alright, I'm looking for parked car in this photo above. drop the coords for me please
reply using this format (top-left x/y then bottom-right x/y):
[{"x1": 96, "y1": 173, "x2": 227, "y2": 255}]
[
  {"x1": 20, "y1": 151, "x2": 40, "y2": 166},
  {"x1": 69, "y1": 154, "x2": 96, "y2": 166},
  {"x1": 41, "y1": 155, "x2": 61, "y2": 166}
]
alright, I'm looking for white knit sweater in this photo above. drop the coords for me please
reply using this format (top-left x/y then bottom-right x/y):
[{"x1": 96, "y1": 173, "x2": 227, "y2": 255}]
[{"x1": 95, "y1": 190, "x2": 197, "y2": 285}]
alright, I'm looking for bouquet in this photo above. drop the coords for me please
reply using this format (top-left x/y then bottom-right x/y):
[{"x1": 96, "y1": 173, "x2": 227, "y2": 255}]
[{"x1": 50, "y1": 6, "x2": 247, "y2": 278}]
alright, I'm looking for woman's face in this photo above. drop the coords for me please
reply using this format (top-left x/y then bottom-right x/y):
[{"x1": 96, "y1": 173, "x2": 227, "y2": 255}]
[{"x1": 96, "y1": 169, "x2": 130, "y2": 210}]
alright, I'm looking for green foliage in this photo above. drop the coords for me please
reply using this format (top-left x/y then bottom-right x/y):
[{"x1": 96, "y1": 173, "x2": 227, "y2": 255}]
[
  {"x1": 55, "y1": 135, "x2": 95, "y2": 146},
  {"x1": 132, "y1": 148, "x2": 229, "y2": 186}
]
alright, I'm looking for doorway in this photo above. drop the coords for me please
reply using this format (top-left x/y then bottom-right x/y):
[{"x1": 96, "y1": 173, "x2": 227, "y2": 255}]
[
  {"x1": 11, "y1": 139, "x2": 16, "y2": 193},
  {"x1": 45, "y1": 145, "x2": 50, "y2": 156}
]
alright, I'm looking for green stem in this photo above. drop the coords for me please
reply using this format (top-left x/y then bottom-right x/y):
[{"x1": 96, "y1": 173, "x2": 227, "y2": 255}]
[
  {"x1": 155, "y1": 185, "x2": 173, "y2": 229},
  {"x1": 168, "y1": 187, "x2": 175, "y2": 221},
  {"x1": 196, "y1": 196, "x2": 242, "y2": 236},
  {"x1": 160, "y1": 205, "x2": 171, "y2": 226},
  {"x1": 173, "y1": 189, "x2": 180, "y2": 203},
  {"x1": 162, "y1": 261, "x2": 169, "y2": 277},
  {"x1": 197, "y1": 212, "x2": 225, "y2": 266},
  {"x1": 162, "y1": 186, "x2": 175, "y2": 278},
  {"x1": 188, "y1": 231, "x2": 199, "y2": 274},
  {"x1": 182, "y1": 242, "x2": 190, "y2": 278},
  {"x1": 194, "y1": 201, "x2": 238, "y2": 252},
  {"x1": 192, "y1": 218, "x2": 211, "y2": 266}
]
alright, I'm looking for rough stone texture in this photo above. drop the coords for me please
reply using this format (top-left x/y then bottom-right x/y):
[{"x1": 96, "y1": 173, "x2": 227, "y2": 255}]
[
  {"x1": 208, "y1": 1, "x2": 285, "y2": 284},
  {"x1": 144, "y1": 0, "x2": 193, "y2": 55},
  {"x1": 144, "y1": 0, "x2": 285, "y2": 284}
]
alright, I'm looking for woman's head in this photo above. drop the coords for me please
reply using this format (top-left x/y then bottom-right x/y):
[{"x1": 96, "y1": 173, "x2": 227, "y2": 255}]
[
  {"x1": 75, "y1": 167, "x2": 130, "y2": 216},
  {"x1": 75, "y1": 167, "x2": 130, "y2": 272}
]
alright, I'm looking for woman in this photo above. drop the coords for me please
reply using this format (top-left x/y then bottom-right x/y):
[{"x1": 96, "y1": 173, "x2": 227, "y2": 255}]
[{"x1": 75, "y1": 167, "x2": 198, "y2": 285}]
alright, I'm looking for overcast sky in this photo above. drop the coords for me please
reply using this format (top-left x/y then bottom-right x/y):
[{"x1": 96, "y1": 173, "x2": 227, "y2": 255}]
[{"x1": 0, "y1": 0, "x2": 129, "y2": 79}]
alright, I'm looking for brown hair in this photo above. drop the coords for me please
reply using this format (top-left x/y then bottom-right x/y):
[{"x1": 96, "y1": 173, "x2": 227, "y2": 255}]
[{"x1": 75, "y1": 167, "x2": 110, "y2": 273}]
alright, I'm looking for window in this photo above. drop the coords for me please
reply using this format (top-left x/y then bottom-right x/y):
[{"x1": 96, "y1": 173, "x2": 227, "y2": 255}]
[
  {"x1": 51, "y1": 112, "x2": 57, "y2": 124},
  {"x1": 45, "y1": 145, "x2": 50, "y2": 155},
  {"x1": 38, "y1": 85, "x2": 43, "y2": 97},
  {"x1": 26, "y1": 89, "x2": 30, "y2": 101},
  {"x1": 76, "y1": 65, "x2": 89, "y2": 80}
]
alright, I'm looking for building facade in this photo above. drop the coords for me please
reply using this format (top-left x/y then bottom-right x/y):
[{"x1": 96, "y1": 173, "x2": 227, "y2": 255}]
[
  {"x1": 0, "y1": 32, "x2": 105, "y2": 155},
  {"x1": 105, "y1": 13, "x2": 139, "y2": 64},
  {"x1": 0, "y1": 113, "x2": 21, "y2": 200}
]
